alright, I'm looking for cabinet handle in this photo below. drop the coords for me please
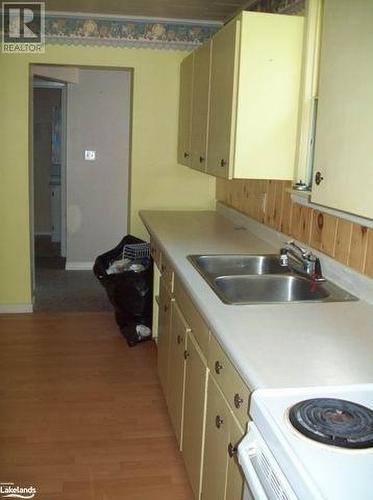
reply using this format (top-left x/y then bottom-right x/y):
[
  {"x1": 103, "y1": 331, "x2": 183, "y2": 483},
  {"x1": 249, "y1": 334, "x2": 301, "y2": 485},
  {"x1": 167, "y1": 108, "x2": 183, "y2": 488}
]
[
  {"x1": 234, "y1": 393, "x2": 244, "y2": 409},
  {"x1": 215, "y1": 415, "x2": 224, "y2": 429},
  {"x1": 177, "y1": 335, "x2": 183, "y2": 345},
  {"x1": 215, "y1": 360, "x2": 223, "y2": 375},
  {"x1": 199, "y1": 156, "x2": 205, "y2": 163},
  {"x1": 315, "y1": 171, "x2": 324, "y2": 185},
  {"x1": 184, "y1": 350, "x2": 189, "y2": 360},
  {"x1": 228, "y1": 442, "x2": 237, "y2": 458},
  {"x1": 220, "y1": 159, "x2": 227, "y2": 168},
  {"x1": 184, "y1": 152, "x2": 190, "y2": 159}
]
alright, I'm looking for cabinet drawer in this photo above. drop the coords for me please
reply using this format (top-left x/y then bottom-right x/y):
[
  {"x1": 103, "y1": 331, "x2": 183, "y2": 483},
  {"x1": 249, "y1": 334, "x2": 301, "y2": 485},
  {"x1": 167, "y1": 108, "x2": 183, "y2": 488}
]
[
  {"x1": 208, "y1": 334, "x2": 250, "y2": 428},
  {"x1": 174, "y1": 275, "x2": 210, "y2": 357},
  {"x1": 160, "y1": 253, "x2": 174, "y2": 293},
  {"x1": 150, "y1": 236, "x2": 161, "y2": 268}
]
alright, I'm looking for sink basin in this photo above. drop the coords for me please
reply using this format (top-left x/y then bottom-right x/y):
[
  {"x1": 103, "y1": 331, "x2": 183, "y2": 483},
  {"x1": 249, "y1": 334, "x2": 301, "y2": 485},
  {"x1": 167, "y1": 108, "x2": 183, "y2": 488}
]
[
  {"x1": 188, "y1": 254, "x2": 288, "y2": 277},
  {"x1": 214, "y1": 275, "x2": 331, "y2": 304},
  {"x1": 188, "y1": 254, "x2": 357, "y2": 304}
]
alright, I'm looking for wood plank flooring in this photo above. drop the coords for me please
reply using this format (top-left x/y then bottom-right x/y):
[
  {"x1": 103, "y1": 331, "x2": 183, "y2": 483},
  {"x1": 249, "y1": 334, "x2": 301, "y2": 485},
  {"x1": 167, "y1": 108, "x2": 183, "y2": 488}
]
[{"x1": 0, "y1": 312, "x2": 193, "y2": 500}]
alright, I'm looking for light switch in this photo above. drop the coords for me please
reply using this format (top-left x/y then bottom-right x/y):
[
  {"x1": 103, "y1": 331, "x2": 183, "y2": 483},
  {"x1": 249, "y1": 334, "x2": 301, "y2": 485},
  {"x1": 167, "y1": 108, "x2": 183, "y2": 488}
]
[{"x1": 84, "y1": 150, "x2": 96, "y2": 161}]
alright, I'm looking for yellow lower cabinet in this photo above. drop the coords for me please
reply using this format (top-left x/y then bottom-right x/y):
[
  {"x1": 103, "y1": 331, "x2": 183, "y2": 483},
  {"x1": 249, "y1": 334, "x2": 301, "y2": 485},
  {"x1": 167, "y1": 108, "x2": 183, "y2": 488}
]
[
  {"x1": 167, "y1": 301, "x2": 189, "y2": 448},
  {"x1": 226, "y1": 415, "x2": 244, "y2": 500},
  {"x1": 157, "y1": 280, "x2": 173, "y2": 396},
  {"x1": 182, "y1": 331, "x2": 208, "y2": 499},
  {"x1": 201, "y1": 375, "x2": 230, "y2": 500},
  {"x1": 201, "y1": 375, "x2": 245, "y2": 500}
]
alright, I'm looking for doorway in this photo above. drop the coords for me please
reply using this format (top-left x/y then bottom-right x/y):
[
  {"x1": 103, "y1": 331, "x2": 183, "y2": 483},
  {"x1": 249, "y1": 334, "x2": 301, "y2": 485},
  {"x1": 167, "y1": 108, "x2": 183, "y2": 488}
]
[
  {"x1": 33, "y1": 79, "x2": 65, "y2": 270},
  {"x1": 31, "y1": 66, "x2": 131, "y2": 312}
]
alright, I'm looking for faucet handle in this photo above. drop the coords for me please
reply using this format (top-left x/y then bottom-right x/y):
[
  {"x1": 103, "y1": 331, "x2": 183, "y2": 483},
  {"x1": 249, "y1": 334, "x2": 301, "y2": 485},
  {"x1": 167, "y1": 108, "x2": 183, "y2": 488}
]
[{"x1": 286, "y1": 240, "x2": 307, "y2": 256}]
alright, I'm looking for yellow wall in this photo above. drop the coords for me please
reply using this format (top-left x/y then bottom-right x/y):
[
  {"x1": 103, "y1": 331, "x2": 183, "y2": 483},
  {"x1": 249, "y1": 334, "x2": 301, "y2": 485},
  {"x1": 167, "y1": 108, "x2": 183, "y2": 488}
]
[{"x1": 0, "y1": 45, "x2": 216, "y2": 306}]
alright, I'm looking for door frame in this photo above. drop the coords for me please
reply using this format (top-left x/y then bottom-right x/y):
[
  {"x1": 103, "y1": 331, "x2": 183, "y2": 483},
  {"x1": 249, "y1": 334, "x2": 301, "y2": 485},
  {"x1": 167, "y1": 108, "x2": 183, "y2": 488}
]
[{"x1": 29, "y1": 64, "x2": 133, "y2": 301}]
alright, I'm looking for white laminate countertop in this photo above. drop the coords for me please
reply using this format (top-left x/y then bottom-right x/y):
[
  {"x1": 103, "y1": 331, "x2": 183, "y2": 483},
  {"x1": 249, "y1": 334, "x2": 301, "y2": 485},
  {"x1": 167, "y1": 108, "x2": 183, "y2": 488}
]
[{"x1": 140, "y1": 210, "x2": 373, "y2": 391}]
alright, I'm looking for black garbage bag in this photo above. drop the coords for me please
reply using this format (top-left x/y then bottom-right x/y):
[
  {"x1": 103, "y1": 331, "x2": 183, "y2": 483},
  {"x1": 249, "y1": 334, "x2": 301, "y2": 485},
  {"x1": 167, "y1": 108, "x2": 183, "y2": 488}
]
[{"x1": 93, "y1": 235, "x2": 153, "y2": 346}]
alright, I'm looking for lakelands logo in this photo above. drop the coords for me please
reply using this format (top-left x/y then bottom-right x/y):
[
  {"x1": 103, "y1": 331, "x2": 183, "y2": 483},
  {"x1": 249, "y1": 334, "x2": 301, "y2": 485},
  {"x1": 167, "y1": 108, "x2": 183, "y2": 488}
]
[
  {"x1": 0, "y1": 483, "x2": 37, "y2": 499},
  {"x1": 1, "y1": 2, "x2": 45, "y2": 53}
]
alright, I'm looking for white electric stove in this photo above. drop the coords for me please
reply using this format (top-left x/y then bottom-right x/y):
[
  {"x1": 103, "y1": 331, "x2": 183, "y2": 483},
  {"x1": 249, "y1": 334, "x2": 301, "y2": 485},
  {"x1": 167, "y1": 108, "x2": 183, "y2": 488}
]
[{"x1": 238, "y1": 384, "x2": 373, "y2": 500}]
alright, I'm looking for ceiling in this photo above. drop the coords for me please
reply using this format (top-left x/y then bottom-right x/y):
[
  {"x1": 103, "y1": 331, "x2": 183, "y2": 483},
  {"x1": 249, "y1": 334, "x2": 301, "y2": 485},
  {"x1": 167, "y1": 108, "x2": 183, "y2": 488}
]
[{"x1": 44, "y1": 0, "x2": 254, "y2": 23}]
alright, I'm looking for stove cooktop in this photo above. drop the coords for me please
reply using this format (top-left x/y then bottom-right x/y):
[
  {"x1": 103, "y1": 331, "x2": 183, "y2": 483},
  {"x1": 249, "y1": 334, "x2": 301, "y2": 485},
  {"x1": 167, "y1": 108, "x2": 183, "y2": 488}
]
[
  {"x1": 288, "y1": 397, "x2": 373, "y2": 449},
  {"x1": 250, "y1": 384, "x2": 373, "y2": 500}
]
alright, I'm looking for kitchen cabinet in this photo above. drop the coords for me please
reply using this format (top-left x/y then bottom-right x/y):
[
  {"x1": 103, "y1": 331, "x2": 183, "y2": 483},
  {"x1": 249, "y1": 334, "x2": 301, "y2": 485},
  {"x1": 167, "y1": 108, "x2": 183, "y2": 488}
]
[
  {"x1": 174, "y1": 275, "x2": 210, "y2": 356},
  {"x1": 152, "y1": 261, "x2": 161, "y2": 340},
  {"x1": 163, "y1": 275, "x2": 209, "y2": 498},
  {"x1": 190, "y1": 41, "x2": 211, "y2": 172},
  {"x1": 207, "y1": 12, "x2": 304, "y2": 180},
  {"x1": 177, "y1": 52, "x2": 194, "y2": 167},
  {"x1": 208, "y1": 334, "x2": 250, "y2": 429},
  {"x1": 225, "y1": 414, "x2": 245, "y2": 500},
  {"x1": 167, "y1": 301, "x2": 188, "y2": 447},
  {"x1": 151, "y1": 244, "x2": 248, "y2": 500},
  {"x1": 157, "y1": 278, "x2": 173, "y2": 395},
  {"x1": 150, "y1": 237, "x2": 161, "y2": 341},
  {"x1": 311, "y1": 0, "x2": 373, "y2": 219},
  {"x1": 182, "y1": 331, "x2": 208, "y2": 498},
  {"x1": 201, "y1": 375, "x2": 244, "y2": 500},
  {"x1": 150, "y1": 236, "x2": 161, "y2": 268},
  {"x1": 206, "y1": 16, "x2": 239, "y2": 179},
  {"x1": 178, "y1": 11, "x2": 304, "y2": 180}
]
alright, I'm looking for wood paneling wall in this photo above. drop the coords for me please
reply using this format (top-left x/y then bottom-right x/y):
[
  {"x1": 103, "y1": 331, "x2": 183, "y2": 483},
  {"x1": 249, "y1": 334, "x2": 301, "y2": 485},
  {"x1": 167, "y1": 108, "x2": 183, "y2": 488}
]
[{"x1": 216, "y1": 178, "x2": 373, "y2": 278}]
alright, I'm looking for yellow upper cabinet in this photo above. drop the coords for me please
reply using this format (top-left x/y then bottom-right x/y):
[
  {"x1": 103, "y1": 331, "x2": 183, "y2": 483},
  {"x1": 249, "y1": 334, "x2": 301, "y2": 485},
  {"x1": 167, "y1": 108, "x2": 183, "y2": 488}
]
[
  {"x1": 178, "y1": 11, "x2": 304, "y2": 180},
  {"x1": 190, "y1": 41, "x2": 212, "y2": 172},
  {"x1": 207, "y1": 17, "x2": 240, "y2": 178},
  {"x1": 311, "y1": 0, "x2": 373, "y2": 219},
  {"x1": 177, "y1": 52, "x2": 194, "y2": 167}
]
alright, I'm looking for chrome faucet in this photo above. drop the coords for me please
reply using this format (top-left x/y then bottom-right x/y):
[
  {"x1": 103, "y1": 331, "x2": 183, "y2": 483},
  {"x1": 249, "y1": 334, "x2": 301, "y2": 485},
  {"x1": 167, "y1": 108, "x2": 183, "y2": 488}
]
[{"x1": 280, "y1": 241, "x2": 325, "y2": 282}]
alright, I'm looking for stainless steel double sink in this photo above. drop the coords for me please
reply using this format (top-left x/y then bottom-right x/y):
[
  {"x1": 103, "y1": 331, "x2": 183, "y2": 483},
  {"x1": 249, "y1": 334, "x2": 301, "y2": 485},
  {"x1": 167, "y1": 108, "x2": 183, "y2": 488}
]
[{"x1": 188, "y1": 254, "x2": 357, "y2": 305}]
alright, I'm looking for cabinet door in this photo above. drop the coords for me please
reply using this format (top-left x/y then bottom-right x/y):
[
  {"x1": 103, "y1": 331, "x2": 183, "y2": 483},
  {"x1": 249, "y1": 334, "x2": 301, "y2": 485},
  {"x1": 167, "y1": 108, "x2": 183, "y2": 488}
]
[
  {"x1": 202, "y1": 375, "x2": 245, "y2": 500},
  {"x1": 190, "y1": 41, "x2": 211, "y2": 172},
  {"x1": 201, "y1": 375, "x2": 230, "y2": 500},
  {"x1": 206, "y1": 18, "x2": 240, "y2": 178},
  {"x1": 167, "y1": 301, "x2": 189, "y2": 448},
  {"x1": 182, "y1": 331, "x2": 208, "y2": 498},
  {"x1": 311, "y1": 0, "x2": 373, "y2": 218},
  {"x1": 225, "y1": 415, "x2": 244, "y2": 500},
  {"x1": 152, "y1": 262, "x2": 161, "y2": 340},
  {"x1": 178, "y1": 53, "x2": 194, "y2": 167},
  {"x1": 157, "y1": 281, "x2": 172, "y2": 396}
]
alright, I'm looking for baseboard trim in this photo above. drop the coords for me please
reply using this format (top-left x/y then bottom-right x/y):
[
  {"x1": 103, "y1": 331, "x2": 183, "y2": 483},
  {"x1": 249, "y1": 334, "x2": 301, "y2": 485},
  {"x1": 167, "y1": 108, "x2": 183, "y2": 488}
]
[
  {"x1": 0, "y1": 304, "x2": 33, "y2": 314},
  {"x1": 65, "y1": 261, "x2": 94, "y2": 271}
]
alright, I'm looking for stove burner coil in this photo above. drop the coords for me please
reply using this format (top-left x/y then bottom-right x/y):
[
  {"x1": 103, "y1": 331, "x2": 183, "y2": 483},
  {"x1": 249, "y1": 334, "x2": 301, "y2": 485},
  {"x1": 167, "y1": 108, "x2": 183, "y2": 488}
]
[{"x1": 288, "y1": 398, "x2": 373, "y2": 449}]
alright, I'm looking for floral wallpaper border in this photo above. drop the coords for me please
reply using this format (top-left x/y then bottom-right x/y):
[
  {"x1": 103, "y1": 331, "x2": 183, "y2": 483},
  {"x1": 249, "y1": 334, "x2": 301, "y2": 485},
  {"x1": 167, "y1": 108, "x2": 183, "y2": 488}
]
[
  {"x1": 33, "y1": 0, "x2": 304, "y2": 51},
  {"x1": 45, "y1": 14, "x2": 221, "y2": 50}
]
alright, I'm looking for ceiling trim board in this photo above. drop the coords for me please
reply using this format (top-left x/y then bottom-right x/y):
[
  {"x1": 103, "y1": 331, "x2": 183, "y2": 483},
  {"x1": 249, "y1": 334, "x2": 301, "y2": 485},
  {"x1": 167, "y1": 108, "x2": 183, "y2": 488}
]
[{"x1": 46, "y1": 11, "x2": 223, "y2": 26}]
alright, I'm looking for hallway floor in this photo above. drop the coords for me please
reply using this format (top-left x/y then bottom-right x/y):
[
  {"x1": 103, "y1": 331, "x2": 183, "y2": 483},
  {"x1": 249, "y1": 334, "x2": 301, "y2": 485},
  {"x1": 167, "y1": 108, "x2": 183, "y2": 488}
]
[
  {"x1": 34, "y1": 269, "x2": 112, "y2": 312},
  {"x1": 0, "y1": 313, "x2": 193, "y2": 500},
  {"x1": 34, "y1": 235, "x2": 112, "y2": 312}
]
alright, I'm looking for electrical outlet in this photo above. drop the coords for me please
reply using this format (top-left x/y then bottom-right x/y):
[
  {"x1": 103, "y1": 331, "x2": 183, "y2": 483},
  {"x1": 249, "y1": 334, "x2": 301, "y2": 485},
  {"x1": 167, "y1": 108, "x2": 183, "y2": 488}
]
[{"x1": 84, "y1": 150, "x2": 96, "y2": 161}]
